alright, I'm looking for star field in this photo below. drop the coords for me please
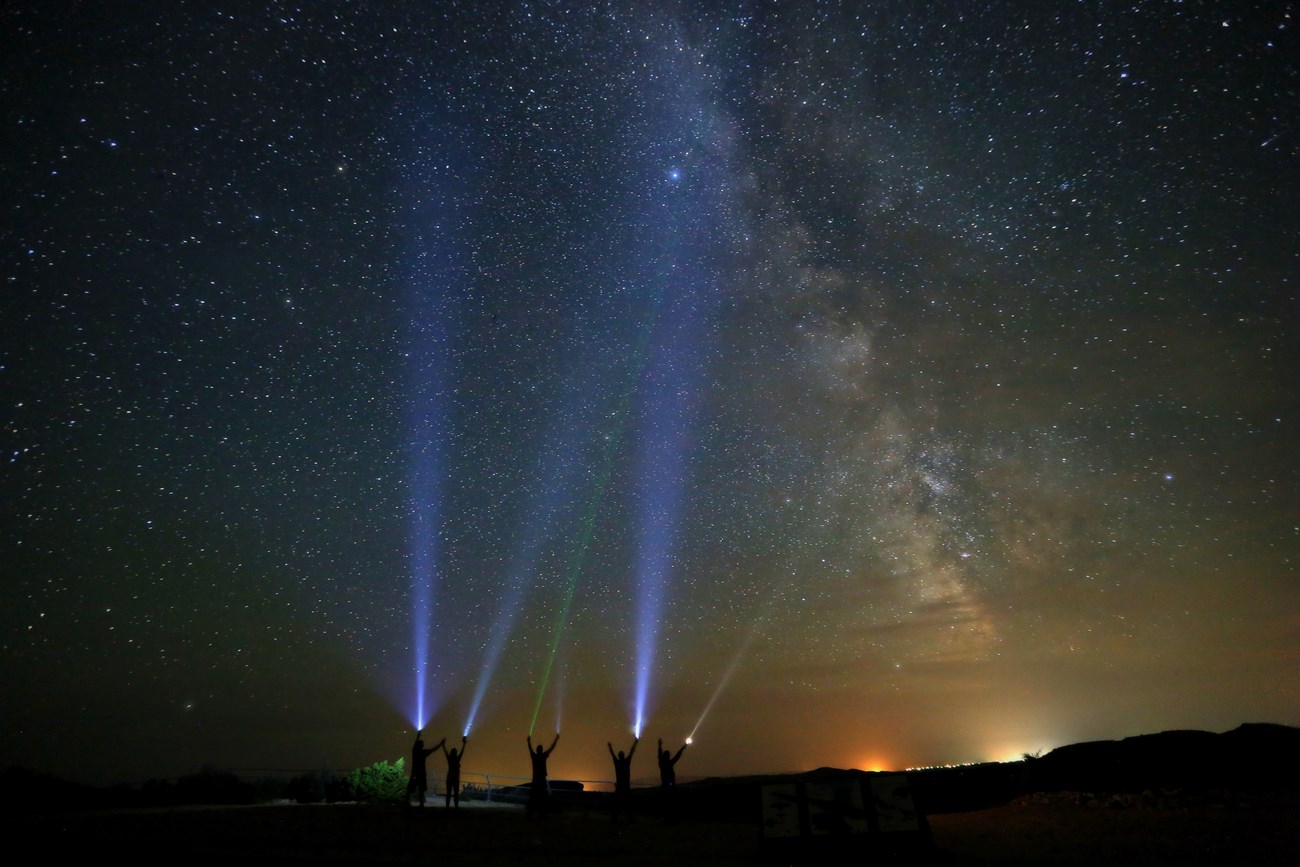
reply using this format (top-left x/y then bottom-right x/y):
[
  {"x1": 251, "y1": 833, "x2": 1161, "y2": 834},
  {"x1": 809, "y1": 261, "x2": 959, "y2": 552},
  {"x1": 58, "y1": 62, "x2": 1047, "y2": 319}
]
[{"x1": 2, "y1": 1, "x2": 1296, "y2": 785}]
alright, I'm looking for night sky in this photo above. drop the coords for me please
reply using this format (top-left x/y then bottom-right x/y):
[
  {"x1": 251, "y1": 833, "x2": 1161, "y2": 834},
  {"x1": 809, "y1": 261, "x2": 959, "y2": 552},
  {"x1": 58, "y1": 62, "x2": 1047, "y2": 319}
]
[{"x1": 3, "y1": 1, "x2": 1297, "y2": 788}]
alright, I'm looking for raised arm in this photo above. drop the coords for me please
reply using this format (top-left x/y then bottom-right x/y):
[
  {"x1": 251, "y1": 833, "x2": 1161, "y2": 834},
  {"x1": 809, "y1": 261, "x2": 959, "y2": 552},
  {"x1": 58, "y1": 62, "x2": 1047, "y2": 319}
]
[
  {"x1": 527, "y1": 734, "x2": 534, "y2": 755},
  {"x1": 672, "y1": 743, "x2": 687, "y2": 764},
  {"x1": 459, "y1": 735, "x2": 467, "y2": 760},
  {"x1": 545, "y1": 733, "x2": 559, "y2": 756},
  {"x1": 628, "y1": 737, "x2": 639, "y2": 758},
  {"x1": 608, "y1": 742, "x2": 616, "y2": 761}
]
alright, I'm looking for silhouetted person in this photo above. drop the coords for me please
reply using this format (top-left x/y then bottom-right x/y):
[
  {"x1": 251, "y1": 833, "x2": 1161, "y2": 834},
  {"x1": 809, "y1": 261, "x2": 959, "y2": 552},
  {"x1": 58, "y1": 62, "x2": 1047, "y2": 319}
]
[
  {"x1": 526, "y1": 733, "x2": 559, "y2": 819},
  {"x1": 657, "y1": 737, "x2": 687, "y2": 822},
  {"x1": 441, "y1": 735, "x2": 467, "y2": 808},
  {"x1": 608, "y1": 736, "x2": 639, "y2": 822},
  {"x1": 407, "y1": 730, "x2": 444, "y2": 807}
]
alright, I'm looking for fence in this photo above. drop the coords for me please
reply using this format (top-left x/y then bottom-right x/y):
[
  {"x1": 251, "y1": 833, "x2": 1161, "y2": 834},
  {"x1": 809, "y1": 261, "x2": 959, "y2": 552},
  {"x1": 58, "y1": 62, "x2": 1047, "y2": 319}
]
[
  {"x1": 435, "y1": 770, "x2": 616, "y2": 802},
  {"x1": 226, "y1": 767, "x2": 619, "y2": 802}
]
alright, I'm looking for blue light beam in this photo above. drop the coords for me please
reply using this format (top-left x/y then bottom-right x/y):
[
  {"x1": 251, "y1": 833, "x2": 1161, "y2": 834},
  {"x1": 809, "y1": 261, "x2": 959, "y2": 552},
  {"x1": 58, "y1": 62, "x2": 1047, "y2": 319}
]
[
  {"x1": 625, "y1": 18, "x2": 737, "y2": 738},
  {"x1": 399, "y1": 113, "x2": 473, "y2": 729},
  {"x1": 462, "y1": 401, "x2": 591, "y2": 735},
  {"x1": 632, "y1": 313, "x2": 704, "y2": 736},
  {"x1": 404, "y1": 270, "x2": 454, "y2": 730}
]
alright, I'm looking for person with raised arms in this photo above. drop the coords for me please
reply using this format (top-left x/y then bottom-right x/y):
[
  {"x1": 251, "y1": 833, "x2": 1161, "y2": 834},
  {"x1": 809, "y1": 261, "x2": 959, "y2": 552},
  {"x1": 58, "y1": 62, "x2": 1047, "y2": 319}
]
[
  {"x1": 407, "y1": 730, "x2": 444, "y2": 807},
  {"x1": 607, "y1": 736, "x2": 639, "y2": 823},
  {"x1": 441, "y1": 735, "x2": 467, "y2": 808},
  {"x1": 526, "y1": 732, "x2": 559, "y2": 819}
]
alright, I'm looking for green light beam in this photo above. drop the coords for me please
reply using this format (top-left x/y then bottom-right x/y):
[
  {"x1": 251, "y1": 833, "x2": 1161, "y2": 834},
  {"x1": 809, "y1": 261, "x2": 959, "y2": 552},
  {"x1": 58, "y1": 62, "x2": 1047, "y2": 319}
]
[{"x1": 528, "y1": 291, "x2": 662, "y2": 734}]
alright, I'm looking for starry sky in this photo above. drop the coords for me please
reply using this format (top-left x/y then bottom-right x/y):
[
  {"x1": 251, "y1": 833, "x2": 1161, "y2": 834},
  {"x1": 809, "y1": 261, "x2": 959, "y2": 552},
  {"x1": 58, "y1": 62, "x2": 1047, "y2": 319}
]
[{"x1": 3, "y1": 1, "x2": 1297, "y2": 787}]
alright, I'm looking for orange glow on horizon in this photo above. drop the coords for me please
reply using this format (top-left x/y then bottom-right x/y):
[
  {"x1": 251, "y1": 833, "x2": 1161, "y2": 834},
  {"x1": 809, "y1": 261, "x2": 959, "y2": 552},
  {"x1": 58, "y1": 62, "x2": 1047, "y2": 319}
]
[{"x1": 855, "y1": 756, "x2": 893, "y2": 773}]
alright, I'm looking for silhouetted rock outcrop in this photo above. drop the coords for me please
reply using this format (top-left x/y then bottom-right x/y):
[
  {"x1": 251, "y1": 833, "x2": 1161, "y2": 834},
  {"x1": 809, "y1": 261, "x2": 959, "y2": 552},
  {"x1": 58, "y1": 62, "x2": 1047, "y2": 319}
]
[
  {"x1": 659, "y1": 724, "x2": 1300, "y2": 820},
  {"x1": 1028, "y1": 723, "x2": 1300, "y2": 794}
]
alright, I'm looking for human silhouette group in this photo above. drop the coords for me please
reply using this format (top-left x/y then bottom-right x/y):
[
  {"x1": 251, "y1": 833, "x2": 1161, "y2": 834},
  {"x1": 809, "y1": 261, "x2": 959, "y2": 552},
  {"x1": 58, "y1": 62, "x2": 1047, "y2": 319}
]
[
  {"x1": 407, "y1": 731, "x2": 469, "y2": 809},
  {"x1": 406, "y1": 728, "x2": 689, "y2": 820}
]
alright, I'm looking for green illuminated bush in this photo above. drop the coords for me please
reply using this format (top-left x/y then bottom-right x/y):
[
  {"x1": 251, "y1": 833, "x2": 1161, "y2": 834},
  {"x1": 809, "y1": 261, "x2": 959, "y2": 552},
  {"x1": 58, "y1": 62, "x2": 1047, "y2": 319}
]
[{"x1": 343, "y1": 757, "x2": 407, "y2": 803}]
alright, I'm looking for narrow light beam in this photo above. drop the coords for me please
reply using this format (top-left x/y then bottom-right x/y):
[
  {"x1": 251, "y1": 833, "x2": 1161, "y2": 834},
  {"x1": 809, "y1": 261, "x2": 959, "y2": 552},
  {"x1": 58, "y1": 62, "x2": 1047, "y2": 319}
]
[
  {"x1": 405, "y1": 301, "x2": 450, "y2": 730},
  {"x1": 688, "y1": 621, "x2": 763, "y2": 742},
  {"x1": 528, "y1": 292, "x2": 662, "y2": 734},
  {"x1": 463, "y1": 363, "x2": 596, "y2": 736},
  {"x1": 398, "y1": 123, "x2": 468, "y2": 729}
]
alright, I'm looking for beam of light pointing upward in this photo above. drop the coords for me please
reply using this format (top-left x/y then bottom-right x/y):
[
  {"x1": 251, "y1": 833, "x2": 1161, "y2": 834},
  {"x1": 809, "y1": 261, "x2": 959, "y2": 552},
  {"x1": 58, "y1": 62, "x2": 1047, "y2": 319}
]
[
  {"x1": 463, "y1": 345, "x2": 608, "y2": 736},
  {"x1": 626, "y1": 21, "x2": 736, "y2": 739},
  {"x1": 630, "y1": 173, "x2": 721, "y2": 737},
  {"x1": 462, "y1": 440, "x2": 576, "y2": 736},
  {"x1": 632, "y1": 310, "x2": 702, "y2": 738},
  {"x1": 554, "y1": 657, "x2": 567, "y2": 734},
  {"x1": 529, "y1": 289, "x2": 662, "y2": 735},
  {"x1": 400, "y1": 111, "x2": 471, "y2": 730},
  {"x1": 405, "y1": 277, "x2": 452, "y2": 731},
  {"x1": 688, "y1": 619, "x2": 764, "y2": 743},
  {"x1": 533, "y1": 17, "x2": 737, "y2": 734}
]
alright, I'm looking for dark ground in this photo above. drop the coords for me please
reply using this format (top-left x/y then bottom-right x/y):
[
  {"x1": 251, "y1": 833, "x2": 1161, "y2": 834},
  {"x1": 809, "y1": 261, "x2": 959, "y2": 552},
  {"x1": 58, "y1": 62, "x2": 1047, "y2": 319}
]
[
  {"x1": 12, "y1": 792, "x2": 1298, "y2": 866},
  {"x1": 11, "y1": 726, "x2": 1299, "y2": 864}
]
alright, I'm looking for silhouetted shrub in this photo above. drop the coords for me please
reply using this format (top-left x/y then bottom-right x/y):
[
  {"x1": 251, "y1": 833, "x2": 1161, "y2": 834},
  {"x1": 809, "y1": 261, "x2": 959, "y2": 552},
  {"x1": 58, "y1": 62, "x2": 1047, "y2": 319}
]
[
  {"x1": 139, "y1": 777, "x2": 175, "y2": 806},
  {"x1": 286, "y1": 768, "x2": 342, "y2": 803},
  {"x1": 247, "y1": 776, "x2": 289, "y2": 803},
  {"x1": 0, "y1": 765, "x2": 81, "y2": 812},
  {"x1": 174, "y1": 764, "x2": 256, "y2": 805}
]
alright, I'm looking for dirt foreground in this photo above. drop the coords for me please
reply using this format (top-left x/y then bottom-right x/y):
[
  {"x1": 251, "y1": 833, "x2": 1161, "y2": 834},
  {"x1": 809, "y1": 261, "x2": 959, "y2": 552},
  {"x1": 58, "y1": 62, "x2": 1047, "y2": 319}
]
[{"x1": 17, "y1": 794, "x2": 1298, "y2": 866}]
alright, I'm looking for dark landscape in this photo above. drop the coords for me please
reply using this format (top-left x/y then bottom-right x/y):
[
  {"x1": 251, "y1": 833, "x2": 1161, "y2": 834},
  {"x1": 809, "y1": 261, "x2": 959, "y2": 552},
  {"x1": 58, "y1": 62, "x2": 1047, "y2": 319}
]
[
  {"x1": 4, "y1": 5, "x2": 1297, "y2": 865},
  {"x1": 9, "y1": 724, "x2": 1297, "y2": 865}
]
